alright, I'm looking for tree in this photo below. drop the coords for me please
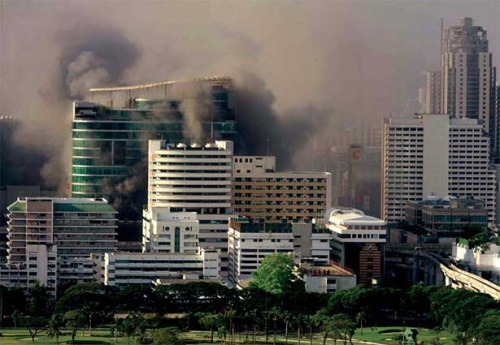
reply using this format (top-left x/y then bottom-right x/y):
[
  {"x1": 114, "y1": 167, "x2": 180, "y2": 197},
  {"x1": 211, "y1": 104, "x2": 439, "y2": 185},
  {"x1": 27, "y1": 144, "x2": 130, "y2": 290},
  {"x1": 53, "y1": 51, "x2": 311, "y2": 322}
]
[
  {"x1": 26, "y1": 281, "x2": 53, "y2": 317},
  {"x1": 56, "y1": 283, "x2": 117, "y2": 334},
  {"x1": 430, "y1": 287, "x2": 498, "y2": 343},
  {"x1": 47, "y1": 314, "x2": 63, "y2": 345},
  {"x1": 250, "y1": 253, "x2": 304, "y2": 295},
  {"x1": 121, "y1": 312, "x2": 146, "y2": 345},
  {"x1": 313, "y1": 311, "x2": 332, "y2": 345},
  {"x1": 63, "y1": 310, "x2": 87, "y2": 344},
  {"x1": 153, "y1": 327, "x2": 184, "y2": 345},
  {"x1": 355, "y1": 312, "x2": 366, "y2": 336},
  {"x1": 22, "y1": 315, "x2": 48, "y2": 342},
  {"x1": 331, "y1": 314, "x2": 356, "y2": 345},
  {"x1": 198, "y1": 313, "x2": 222, "y2": 343},
  {"x1": 475, "y1": 310, "x2": 500, "y2": 345}
]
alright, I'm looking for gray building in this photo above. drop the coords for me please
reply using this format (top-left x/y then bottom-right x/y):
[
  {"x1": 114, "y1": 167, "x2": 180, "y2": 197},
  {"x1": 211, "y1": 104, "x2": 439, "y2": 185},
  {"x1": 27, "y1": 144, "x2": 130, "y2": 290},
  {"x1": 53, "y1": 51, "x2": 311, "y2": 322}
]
[{"x1": 441, "y1": 17, "x2": 497, "y2": 159}]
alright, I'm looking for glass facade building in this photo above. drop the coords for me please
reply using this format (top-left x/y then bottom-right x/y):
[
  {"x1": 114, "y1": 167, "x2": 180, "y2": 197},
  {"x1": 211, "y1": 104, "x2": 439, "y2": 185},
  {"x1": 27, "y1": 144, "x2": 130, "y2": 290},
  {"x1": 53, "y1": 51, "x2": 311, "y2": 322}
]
[{"x1": 72, "y1": 77, "x2": 241, "y2": 218}]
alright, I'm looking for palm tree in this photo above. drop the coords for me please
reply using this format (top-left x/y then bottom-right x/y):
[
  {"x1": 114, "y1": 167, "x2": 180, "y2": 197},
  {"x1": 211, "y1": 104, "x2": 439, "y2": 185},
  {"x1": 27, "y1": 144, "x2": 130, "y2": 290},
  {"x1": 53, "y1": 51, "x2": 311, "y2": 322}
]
[
  {"x1": 295, "y1": 314, "x2": 302, "y2": 345},
  {"x1": 355, "y1": 312, "x2": 366, "y2": 336}
]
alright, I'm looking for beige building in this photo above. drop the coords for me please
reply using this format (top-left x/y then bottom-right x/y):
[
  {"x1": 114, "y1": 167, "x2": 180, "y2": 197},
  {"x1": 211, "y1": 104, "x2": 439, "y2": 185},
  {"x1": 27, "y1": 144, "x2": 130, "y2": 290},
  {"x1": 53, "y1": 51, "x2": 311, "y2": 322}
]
[
  {"x1": 233, "y1": 156, "x2": 332, "y2": 224},
  {"x1": 1, "y1": 197, "x2": 117, "y2": 294}
]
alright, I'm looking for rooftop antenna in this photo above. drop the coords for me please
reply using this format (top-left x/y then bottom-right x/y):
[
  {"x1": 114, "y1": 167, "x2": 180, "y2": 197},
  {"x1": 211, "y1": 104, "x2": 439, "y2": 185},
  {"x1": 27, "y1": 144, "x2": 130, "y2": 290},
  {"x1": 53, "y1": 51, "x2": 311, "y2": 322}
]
[{"x1": 266, "y1": 138, "x2": 270, "y2": 156}]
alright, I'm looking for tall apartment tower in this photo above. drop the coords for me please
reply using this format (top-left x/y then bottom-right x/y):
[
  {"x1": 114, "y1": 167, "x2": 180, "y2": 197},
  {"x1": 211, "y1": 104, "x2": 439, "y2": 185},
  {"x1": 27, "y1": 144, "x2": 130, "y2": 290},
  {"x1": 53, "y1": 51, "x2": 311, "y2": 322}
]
[
  {"x1": 382, "y1": 114, "x2": 496, "y2": 225},
  {"x1": 3, "y1": 197, "x2": 117, "y2": 292},
  {"x1": 147, "y1": 140, "x2": 233, "y2": 273},
  {"x1": 424, "y1": 71, "x2": 442, "y2": 113},
  {"x1": 441, "y1": 17, "x2": 496, "y2": 157}
]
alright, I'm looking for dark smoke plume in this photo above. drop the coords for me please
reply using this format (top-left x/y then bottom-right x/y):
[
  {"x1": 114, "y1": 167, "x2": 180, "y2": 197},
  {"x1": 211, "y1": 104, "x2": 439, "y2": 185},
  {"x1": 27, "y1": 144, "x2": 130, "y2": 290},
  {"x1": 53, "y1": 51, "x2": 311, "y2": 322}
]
[
  {"x1": 60, "y1": 26, "x2": 140, "y2": 100},
  {"x1": 234, "y1": 73, "x2": 334, "y2": 170}
]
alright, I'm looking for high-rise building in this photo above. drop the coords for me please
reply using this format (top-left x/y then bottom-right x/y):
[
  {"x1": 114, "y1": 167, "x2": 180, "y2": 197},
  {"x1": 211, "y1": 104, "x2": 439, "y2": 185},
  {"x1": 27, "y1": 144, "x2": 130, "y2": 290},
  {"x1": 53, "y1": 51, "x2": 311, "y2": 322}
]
[
  {"x1": 232, "y1": 156, "x2": 332, "y2": 223},
  {"x1": 148, "y1": 140, "x2": 233, "y2": 274},
  {"x1": 424, "y1": 71, "x2": 442, "y2": 114},
  {"x1": 71, "y1": 77, "x2": 239, "y2": 219},
  {"x1": 382, "y1": 114, "x2": 496, "y2": 225},
  {"x1": 1, "y1": 197, "x2": 117, "y2": 293},
  {"x1": 441, "y1": 17, "x2": 496, "y2": 157}
]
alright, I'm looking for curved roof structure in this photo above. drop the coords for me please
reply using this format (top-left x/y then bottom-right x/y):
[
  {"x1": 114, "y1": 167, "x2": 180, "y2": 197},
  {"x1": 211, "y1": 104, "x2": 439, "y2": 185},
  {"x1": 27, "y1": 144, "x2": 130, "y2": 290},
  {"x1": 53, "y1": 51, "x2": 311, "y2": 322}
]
[
  {"x1": 325, "y1": 207, "x2": 386, "y2": 226},
  {"x1": 89, "y1": 76, "x2": 232, "y2": 93}
]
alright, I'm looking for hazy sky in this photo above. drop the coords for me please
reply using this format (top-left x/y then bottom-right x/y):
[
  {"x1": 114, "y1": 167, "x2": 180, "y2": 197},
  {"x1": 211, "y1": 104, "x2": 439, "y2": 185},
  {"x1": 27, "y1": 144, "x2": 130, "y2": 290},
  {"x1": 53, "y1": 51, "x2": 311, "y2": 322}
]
[{"x1": 0, "y1": 0, "x2": 499, "y2": 184}]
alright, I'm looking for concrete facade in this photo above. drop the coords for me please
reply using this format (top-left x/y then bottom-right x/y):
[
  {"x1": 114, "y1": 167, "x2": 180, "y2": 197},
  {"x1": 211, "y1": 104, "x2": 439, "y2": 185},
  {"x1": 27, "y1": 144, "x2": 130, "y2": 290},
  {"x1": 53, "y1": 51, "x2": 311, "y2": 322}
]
[
  {"x1": 233, "y1": 155, "x2": 332, "y2": 224},
  {"x1": 326, "y1": 208, "x2": 386, "y2": 284},
  {"x1": 382, "y1": 115, "x2": 496, "y2": 225},
  {"x1": 148, "y1": 140, "x2": 233, "y2": 274}
]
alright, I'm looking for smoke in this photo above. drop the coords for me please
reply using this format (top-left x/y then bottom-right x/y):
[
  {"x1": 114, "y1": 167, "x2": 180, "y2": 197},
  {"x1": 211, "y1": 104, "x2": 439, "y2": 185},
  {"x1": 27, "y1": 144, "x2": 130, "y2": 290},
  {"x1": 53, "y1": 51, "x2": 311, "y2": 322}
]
[
  {"x1": 1, "y1": 0, "x2": 499, "y2": 193},
  {"x1": 178, "y1": 84, "x2": 214, "y2": 144},
  {"x1": 233, "y1": 72, "x2": 334, "y2": 169},
  {"x1": 66, "y1": 51, "x2": 111, "y2": 99},
  {"x1": 101, "y1": 159, "x2": 147, "y2": 220},
  {"x1": 60, "y1": 25, "x2": 140, "y2": 100}
]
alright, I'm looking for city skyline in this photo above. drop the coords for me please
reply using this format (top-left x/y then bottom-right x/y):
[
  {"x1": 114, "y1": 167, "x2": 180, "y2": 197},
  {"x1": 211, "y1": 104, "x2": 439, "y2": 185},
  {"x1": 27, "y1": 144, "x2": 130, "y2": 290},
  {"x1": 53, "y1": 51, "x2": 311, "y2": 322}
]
[{"x1": 1, "y1": 1, "x2": 500, "y2": 193}]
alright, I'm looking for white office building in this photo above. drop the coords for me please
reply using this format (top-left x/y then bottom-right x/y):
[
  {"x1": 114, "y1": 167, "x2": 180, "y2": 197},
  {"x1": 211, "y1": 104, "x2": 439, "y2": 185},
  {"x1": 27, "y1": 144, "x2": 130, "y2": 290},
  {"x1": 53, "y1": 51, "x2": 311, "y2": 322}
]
[
  {"x1": 148, "y1": 140, "x2": 233, "y2": 274},
  {"x1": 227, "y1": 217, "x2": 332, "y2": 285},
  {"x1": 143, "y1": 208, "x2": 199, "y2": 255},
  {"x1": 0, "y1": 197, "x2": 117, "y2": 295},
  {"x1": 104, "y1": 248, "x2": 220, "y2": 287},
  {"x1": 382, "y1": 114, "x2": 496, "y2": 225}
]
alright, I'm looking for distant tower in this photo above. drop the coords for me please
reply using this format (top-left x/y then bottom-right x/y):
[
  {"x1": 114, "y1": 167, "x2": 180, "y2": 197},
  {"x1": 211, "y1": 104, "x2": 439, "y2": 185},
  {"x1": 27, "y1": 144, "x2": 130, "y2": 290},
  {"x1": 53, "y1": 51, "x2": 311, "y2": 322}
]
[
  {"x1": 424, "y1": 71, "x2": 441, "y2": 114},
  {"x1": 441, "y1": 17, "x2": 497, "y2": 159}
]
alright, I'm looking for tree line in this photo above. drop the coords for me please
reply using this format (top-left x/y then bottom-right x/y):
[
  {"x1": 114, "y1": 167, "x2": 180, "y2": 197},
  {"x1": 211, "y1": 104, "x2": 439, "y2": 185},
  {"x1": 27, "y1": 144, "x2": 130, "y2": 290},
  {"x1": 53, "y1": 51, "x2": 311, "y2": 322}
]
[{"x1": 0, "y1": 253, "x2": 499, "y2": 344}]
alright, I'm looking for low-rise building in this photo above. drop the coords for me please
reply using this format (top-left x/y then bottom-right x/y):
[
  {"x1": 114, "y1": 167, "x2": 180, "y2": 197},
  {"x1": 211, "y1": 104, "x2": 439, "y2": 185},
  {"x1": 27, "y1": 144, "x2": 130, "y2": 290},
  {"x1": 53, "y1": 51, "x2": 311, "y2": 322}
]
[
  {"x1": 227, "y1": 217, "x2": 332, "y2": 285},
  {"x1": 406, "y1": 196, "x2": 488, "y2": 236},
  {"x1": 326, "y1": 208, "x2": 387, "y2": 284},
  {"x1": 453, "y1": 239, "x2": 500, "y2": 284},
  {"x1": 104, "y1": 248, "x2": 220, "y2": 287},
  {"x1": 0, "y1": 198, "x2": 117, "y2": 295},
  {"x1": 302, "y1": 262, "x2": 356, "y2": 293},
  {"x1": 143, "y1": 208, "x2": 199, "y2": 254}
]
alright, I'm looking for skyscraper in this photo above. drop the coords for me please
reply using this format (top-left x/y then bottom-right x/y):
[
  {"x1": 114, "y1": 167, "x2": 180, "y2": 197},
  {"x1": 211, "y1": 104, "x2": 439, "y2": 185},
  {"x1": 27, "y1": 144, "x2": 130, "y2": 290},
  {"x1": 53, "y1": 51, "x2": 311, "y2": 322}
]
[
  {"x1": 424, "y1": 71, "x2": 442, "y2": 114},
  {"x1": 72, "y1": 77, "x2": 239, "y2": 220},
  {"x1": 147, "y1": 140, "x2": 233, "y2": 274},
  {"x1": 441, "y1": 17, "x2": 496, "y2": 158},
  {"x1": 382, "y1": 114, "x2": 496, "y2": 225}
]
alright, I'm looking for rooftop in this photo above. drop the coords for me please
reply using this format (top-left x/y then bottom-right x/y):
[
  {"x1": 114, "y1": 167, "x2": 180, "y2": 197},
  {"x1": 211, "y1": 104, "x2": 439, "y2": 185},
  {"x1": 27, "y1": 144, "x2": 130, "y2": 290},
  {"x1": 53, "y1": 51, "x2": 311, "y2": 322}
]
[
  {"x1": 326, "y1": 208, "x2": 385, "y2": 226},
  {"x1": 89, "y1": 76, "x2": 232, "y2": 93},
  {"x1": 7, "y1": 198, "x2": 116, "y2": 213}
]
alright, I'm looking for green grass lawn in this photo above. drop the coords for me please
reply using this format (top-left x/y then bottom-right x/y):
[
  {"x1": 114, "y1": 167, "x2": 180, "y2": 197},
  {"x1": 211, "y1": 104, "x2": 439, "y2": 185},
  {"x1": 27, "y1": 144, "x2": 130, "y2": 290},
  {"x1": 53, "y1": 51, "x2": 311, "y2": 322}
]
[
  {"x1": 0, "y1": 327, "x2": 455, "y2": 345},
  {"x1": 0, "y1": 329, "x2": 130, "y2": 345},
  {"x1": 351, "y1": 326, "x2": 454, "y2": 344}
]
